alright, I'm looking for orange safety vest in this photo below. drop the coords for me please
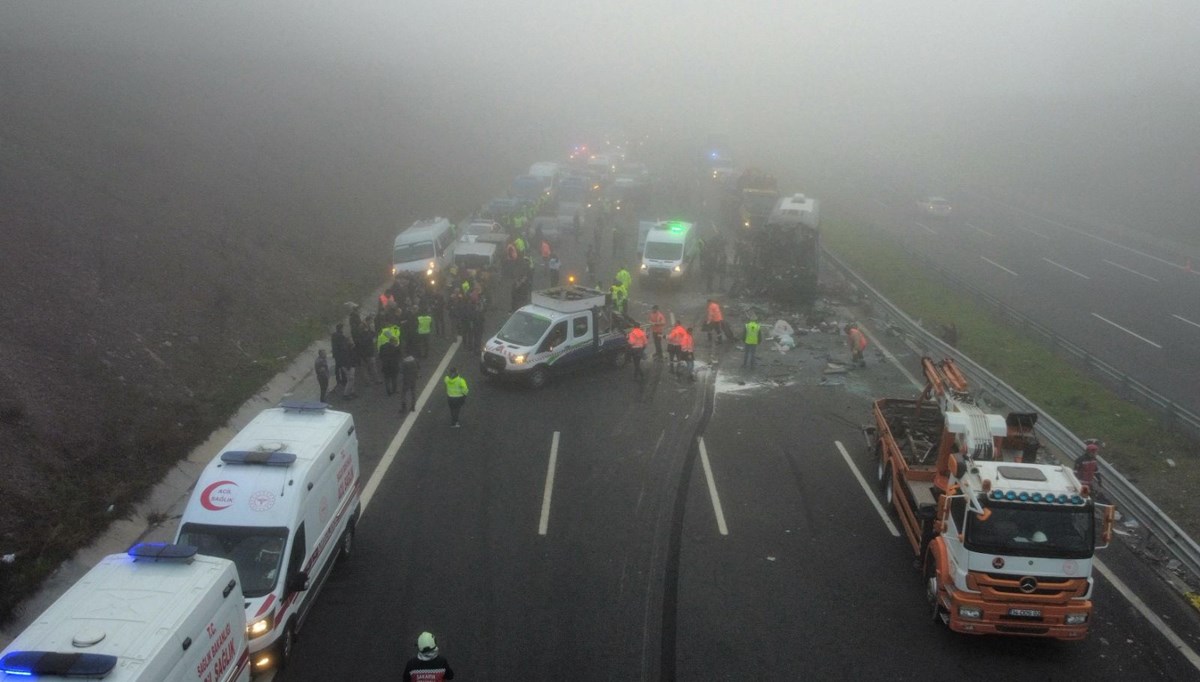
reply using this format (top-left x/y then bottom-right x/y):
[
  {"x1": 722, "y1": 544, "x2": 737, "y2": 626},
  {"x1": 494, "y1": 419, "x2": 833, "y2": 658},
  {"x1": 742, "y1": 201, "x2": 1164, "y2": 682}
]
[
  {"x1": 541, "y1": 241, "x2": 551, "y2": 259},
  {"x1": 681, "y1": 331, "x2": 695, "y2": 353},
  {"x1": 648, "y1": 310, "x2": 666, "y2": 335},
  {"x1": 848, "y1": 328, "x2": 867, "y2": 351},
  {"x1": 628, "y1": 327, "x2": 647, "y2": 349},
  {"x1": 667, "y1": 325, "x2": 686, "y2": 346},
  {"x1": 707, "y1": 302, "x2": 723, "y2": 323}
]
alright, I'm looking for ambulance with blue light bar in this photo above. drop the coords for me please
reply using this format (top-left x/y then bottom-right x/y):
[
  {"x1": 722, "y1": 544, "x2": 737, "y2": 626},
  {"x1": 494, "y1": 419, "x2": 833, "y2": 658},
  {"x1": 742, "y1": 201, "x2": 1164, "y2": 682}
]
[
  {"x1": 867, "y1": 357, "x2": 1114, "y2": 640},
  {"x1": 481, "y1": 286, "x2": 630, "y2": 389},
  {"x1": 639, "y1": 221, "x2": 697, "y2": 283},
  {"x1": 0, "y1": 543, "x2": 249, "y2": 682},
  {"x1": 174, "y1": 401, "x2": 361, "y2": 673}
]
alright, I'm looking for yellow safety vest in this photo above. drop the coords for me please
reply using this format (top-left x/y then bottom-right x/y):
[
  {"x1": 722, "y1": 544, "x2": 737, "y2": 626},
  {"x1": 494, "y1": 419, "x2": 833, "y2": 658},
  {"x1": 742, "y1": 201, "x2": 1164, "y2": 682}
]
[
  {"x1": 745, "y1": 321, "x2": 760, "y2": 345},
  {"x1": 444, "y1": 375, "x2": 469, "y2": 397}
]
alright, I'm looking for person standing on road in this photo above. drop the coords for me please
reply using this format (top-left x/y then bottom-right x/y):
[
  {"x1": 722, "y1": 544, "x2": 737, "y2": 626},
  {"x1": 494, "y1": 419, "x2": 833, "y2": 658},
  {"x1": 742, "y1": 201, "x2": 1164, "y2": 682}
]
[
  {"x1": 610, "y1": 278, "x2": 628, "y2": 315},
  {"x1": 616, "y1": 265, "x2": 632, "y2": 293},
  {"x1": 399, "y1": 354, "x2": 420, "y2": 413},
  {"x1": 681, "y1": 327, "x2": 696, "y2": 382},
  {"x1": 379, "y1": 336, "x2": 402, "y2": 396},
  {"x1": 1074, "y1": 443, "x2": 1102, "y2": 491},
  {"x1": 846, "y1": 323, "x2": 868, "y2": 368},
  {"x1": 705, "y1": 299, "x2": 725, "y2": 344},
  {"x1": 627, "y1": 322, "x2": 648, "y2": 380},
  {"x1": 331, "y1": 323, "x2": 352, "y2": 389},
  {"x1": 404, "y1": 631, "x2": 455, "y2": 681},
  {"x1": 416, "y1": 311, "x2": 433, "y2": 358},
  {"x1": 667, "y1": 321, "x2": 687, "y2": 373},
  {"x1": 444, "y1": 367, "x2": 469, "y2": 428},
  {"x1": 548, "y1": 253, "x2": 561, "y2": 288},
  {"x1": 742, "y1": 314, "x2": 761, "y2": 369},
  {"x1": 648, "y1": 305, "x2": 667, "y2": 360},
  {"x1": 314, "y1": 349, "x2": 331, "y2": 402}
]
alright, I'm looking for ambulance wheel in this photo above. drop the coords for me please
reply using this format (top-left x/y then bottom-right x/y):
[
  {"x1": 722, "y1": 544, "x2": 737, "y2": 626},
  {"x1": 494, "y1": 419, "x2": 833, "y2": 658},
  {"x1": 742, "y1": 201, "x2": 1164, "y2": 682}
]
[
  {"x1": 339, "y1": 522, "x2": 355, "y2": 561},
  {"x1": 278, "y1": 622, "x2": 297, "y2": 670},
  {"x1": 528, "y1": 366, "x2": 550, "y2": 389}
]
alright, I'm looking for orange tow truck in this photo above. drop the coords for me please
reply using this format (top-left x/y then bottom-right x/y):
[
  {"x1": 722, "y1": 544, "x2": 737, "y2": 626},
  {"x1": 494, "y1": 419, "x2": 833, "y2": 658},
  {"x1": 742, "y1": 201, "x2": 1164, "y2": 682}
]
[{"x1": 866, "y1": 357, "x2": 1115, "y2": 639}]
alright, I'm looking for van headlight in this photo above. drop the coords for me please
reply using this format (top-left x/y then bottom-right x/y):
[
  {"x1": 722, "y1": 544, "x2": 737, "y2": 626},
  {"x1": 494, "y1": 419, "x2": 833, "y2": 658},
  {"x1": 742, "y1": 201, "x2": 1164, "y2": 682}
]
[
  {"x1": 640, "y1": 263, "x2": 647, "y2": 270},
  {"x1": 426, "y1": 268, "x2": 434, "y2": 276},
  {"x1": 247, "y1": 613, "x2": 274, "y2": 639},
  {"x1": 513, "y1": 355, "x2": 526, "y2": 365},
  {"x1": 673, "y1": 265, "x2": 681, "y2": 272}
]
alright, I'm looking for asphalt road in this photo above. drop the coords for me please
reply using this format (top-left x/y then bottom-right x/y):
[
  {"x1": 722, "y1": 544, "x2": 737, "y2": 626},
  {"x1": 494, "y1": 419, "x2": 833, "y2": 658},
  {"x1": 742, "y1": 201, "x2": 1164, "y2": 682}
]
[
  {"x1": 272, "y1": 181, "x2": 1200, "y2": 680},
  {"x1": 857, "y1": 178, "x2": 1200, "y2": 417}
]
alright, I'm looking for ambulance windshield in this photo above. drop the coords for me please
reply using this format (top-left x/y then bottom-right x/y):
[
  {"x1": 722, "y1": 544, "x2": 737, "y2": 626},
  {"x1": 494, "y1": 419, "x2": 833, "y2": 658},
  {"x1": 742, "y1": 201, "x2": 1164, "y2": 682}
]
[{"x1": 179, "y1": 523, "x2": 289, "y2": 597}]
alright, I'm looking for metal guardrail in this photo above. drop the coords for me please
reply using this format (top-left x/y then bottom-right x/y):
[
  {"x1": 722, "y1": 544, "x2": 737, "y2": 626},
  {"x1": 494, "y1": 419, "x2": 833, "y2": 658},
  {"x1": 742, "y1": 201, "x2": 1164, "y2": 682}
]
[
  {"x1": 901, "y1": 244, "x2": 1200, "y2": 440},
  {"x1": 822, "y1": 246, "x2": 1200, "y2": 584}
]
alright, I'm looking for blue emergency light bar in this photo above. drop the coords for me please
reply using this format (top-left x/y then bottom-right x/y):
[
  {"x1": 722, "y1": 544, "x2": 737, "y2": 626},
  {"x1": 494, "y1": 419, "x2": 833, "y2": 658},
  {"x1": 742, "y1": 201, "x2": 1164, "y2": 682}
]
[
  {"x1": 0, "y1": 651, "x2": 117, "y2": 678},
  {"x1": 990, "y1": 490, "x2": 1085, "y2": 505},
  {"x1": 127, "y1": 542, "x2": 198, "y2": 561},
  {"x1": 220, "y1": 451, "x2": 297, "y2": 466}
]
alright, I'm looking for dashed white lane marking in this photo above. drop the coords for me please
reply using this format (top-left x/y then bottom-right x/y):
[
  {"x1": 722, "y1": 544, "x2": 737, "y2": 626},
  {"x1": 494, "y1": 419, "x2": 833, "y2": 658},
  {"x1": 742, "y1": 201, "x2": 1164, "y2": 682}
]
[
  {"x1": 981, "y1": 256, "x2": 1019, "y2": 277},
  {"x1": 834, "y1": 441, "x2": 900, "y2": 537},
  {"x1": 914, "y1": 221, "x2": 936, "y2": 235},
  {"x1": 965, "y1": 221, "x2": 995, "y2": 237},
  {"x1": 1015, "y1": 223, "x2": 1053, "y2": 239},
  {"x1": 360, "y1": 339, "x2": 460, "y2": 512},
  {"x1": 538, "y1": 431, "x2": 561, "y2": 535},
  {"x1": 1172, "y1": 313, "x2": 1200, "y2": 331},
  {"x1": 1093, "y1": 559, "x2": 1200, "y2": 672},
  {"x1": 1104, "y1": 259, "x2": 1160, "y2": 282},
  {"x1": 1090, "y1": 313, "x2": 1162, "y2": 349},
  {"x1": 697, "y1": 437, "x2": 728, "y2": 536},
  {"x1": 1042, "y1": 258, "x2": 1090, "y2": 280}
]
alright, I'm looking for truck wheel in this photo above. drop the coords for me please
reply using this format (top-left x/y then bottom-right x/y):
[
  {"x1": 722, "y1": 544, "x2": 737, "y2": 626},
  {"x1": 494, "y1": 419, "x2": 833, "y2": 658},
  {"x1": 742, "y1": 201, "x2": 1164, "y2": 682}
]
[
  {"x1": 609, "y1": 350, "x2": 628, "y2": 368},
  {"x1": 925, "y1": 560, "x2": 948, "y2": 625},
  {"x1": 878, "y1": 462, "x2": 892, "y2": 496},
  {"x1": 875, "y1": 444, "x2": 887, "y2": 484},
  {"x1": 528, "y1": 366, "x2": 550, "y2": 389}
]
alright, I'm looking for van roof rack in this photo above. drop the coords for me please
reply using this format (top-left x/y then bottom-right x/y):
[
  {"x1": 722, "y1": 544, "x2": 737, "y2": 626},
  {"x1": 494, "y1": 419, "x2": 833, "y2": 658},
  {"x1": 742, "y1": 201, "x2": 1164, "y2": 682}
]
[
  {"x1": 279, "y1": 400, "x2": 327, "y2": 412},
  {"x1": 127, "y1": 542, "x2": 199, "y2": 561},
  {"x1": 220, "y1": 450, "x2": 298, "y2": 466}
]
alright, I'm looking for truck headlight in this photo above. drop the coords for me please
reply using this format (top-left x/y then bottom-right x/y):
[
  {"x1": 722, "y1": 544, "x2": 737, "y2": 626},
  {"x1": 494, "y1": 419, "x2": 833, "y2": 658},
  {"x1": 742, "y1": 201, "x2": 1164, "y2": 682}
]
[
  {"x1": 247, "y1": 613, "x2": 274, "y2": 639},
  {"x1": 513, "y1": 355, "x2": 526, "y2": 365},
  {"x1": 957, "y1": 606, "x2": 982, "y2": 620},
  {"x1": 1065, "y1": 613, "x2": 1088, "y2": 625}
]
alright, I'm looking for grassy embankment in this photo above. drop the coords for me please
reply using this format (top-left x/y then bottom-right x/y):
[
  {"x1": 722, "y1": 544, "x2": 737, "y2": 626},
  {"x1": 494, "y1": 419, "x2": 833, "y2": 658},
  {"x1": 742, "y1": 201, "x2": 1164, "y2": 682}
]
[{"x1": 822, "y1": 218, "x2": 1199, "y2": 540}]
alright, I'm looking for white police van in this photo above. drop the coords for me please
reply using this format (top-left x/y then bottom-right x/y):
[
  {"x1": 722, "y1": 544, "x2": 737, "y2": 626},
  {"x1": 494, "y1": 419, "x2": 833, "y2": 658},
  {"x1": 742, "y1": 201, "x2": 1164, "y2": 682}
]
[
  {"x1": 0, "y1": 543, "x2": 249, "y2": 682},
  {"x1": 481, "y1": 286, "x2": 630, "y2": 388},
  {"x1": 175, "y1": 401, "x2": 361, "y2": 673}
]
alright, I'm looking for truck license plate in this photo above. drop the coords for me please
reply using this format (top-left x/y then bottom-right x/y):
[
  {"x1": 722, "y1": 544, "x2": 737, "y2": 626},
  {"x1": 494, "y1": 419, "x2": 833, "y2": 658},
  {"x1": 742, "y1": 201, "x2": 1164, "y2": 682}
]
[{"x1": 1008, "y1": 608, "x2": 1041, "y2": 618}]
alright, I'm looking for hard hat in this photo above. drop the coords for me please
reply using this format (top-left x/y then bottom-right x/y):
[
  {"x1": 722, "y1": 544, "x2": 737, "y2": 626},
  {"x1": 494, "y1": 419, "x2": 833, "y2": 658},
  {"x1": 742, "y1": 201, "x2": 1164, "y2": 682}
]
[
  {"x1": 417, "y1": 632, "x2": 437, "y2": 653},
  {"x1": 1086, "y1": 443, "x2": 1099, "y2": 453},
  {"x1": 1031, "y1": 531, "x2": 1048, "y2": 543}
]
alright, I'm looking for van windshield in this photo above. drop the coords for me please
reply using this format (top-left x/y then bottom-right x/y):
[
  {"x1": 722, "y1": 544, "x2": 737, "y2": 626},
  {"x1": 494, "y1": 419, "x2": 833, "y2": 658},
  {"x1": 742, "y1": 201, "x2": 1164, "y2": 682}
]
[
  {"x1": 496, "y1": 310, "x2": 552, "y2": 347},
  {"x1": 178, "y1": 523, "x2": 289, "y2": 598},
  {"x1": 394, "y1": 241, "x2": 435, "y2": 264},
  {"x1": 644, "y1": 241, "x2": 683, "y2": 261}
]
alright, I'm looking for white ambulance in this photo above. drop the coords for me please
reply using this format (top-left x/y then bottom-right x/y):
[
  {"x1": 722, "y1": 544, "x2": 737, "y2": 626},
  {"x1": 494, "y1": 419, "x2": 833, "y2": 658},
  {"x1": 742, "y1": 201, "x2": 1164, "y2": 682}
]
[
  {"x1": 0, "y1": 543, "x2": 249, "y2": 682},
  {"x1": 175, "y1": 401, "x2": 361, "y2": 674}
]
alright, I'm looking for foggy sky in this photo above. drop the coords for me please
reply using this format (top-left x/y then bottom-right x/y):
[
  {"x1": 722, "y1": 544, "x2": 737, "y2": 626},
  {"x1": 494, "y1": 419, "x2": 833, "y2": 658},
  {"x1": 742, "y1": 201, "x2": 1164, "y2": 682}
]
[{"x1": 4, "y1": 1, "x2": 1200, "y2": 232}]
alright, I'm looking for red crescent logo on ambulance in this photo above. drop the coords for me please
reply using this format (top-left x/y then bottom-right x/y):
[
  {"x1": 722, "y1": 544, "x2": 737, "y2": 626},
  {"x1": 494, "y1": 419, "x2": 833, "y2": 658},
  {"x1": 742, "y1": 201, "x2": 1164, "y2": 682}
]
[{"x1": 201, "y1": 480, "x2": 238, "y2": 510}]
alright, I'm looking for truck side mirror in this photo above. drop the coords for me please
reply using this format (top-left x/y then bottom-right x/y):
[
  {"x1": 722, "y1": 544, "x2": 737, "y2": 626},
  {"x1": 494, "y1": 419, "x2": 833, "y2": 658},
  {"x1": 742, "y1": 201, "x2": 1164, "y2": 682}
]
[{"x1": 286, "y1": 571, "x2": 310, "y2": 594}]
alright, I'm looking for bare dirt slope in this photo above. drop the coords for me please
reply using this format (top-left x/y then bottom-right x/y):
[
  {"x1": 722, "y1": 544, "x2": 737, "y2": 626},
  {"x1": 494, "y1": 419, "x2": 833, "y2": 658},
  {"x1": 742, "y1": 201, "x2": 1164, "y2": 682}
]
[{"x1": 0, "y1": 46, "x2": 525, "y2": 622}]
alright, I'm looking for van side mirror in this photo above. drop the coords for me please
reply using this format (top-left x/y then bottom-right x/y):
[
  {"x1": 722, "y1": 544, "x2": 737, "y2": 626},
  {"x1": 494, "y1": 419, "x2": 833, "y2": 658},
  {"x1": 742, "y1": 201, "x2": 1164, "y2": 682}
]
[{"x1": 286, "y1": 571, "x2": 310, "y2": 594}]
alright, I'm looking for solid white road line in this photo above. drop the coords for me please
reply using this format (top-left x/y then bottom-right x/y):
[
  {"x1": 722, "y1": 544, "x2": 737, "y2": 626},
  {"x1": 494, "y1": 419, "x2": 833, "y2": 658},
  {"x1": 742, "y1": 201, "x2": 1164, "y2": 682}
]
[
  {"x1": 965, "y1": 221, "x2": 995, "y2": 237},
  {"x1": 1104, "y1": 259, "x2": 1160, "y2": 282},
  {"x1": 1042, "y1": 258, "x2": 1090, "y2": 280},
  {"x1": 1094, "y1": 559, "x2": 1200, "y2": 672},
  {"x1": 1172, "y1": 313, "x2": 1200, "y2": 331},
  {"x1": 914, "y1": 221, "x2": 936, "y2": 235},
  {"x1": 360, "y1": 339, "x2": 461, "y2": 512},
  {"x1": 981, "y1": 256, "x2": 1019, "y2": 277},
  {"x1": 697, "y1": 438, "x2": 728, "y2": 536},
  {"x1": 834, "y1": 441, "x2": 900, "y2": 537},
  {"x1": 538, "y1": 431, "x2": 561, "y2": 535},
  {"x1": 1090, "y1": 313, "x2": 1163, "y2": 349},
  {"x1": 1014, "y1": 224, "x2": 1053, "y2": 240}
]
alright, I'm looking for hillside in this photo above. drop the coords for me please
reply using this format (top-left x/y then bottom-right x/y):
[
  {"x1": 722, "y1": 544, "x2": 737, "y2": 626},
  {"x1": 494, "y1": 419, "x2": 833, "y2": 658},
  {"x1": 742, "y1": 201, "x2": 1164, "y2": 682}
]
[{"x1": 0, "y1": 46, "x2": 523, "y2": 622}]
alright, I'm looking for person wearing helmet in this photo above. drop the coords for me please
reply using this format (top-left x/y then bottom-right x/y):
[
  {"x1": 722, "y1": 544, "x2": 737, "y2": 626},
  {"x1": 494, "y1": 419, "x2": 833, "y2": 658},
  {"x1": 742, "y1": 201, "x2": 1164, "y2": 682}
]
[
  {"x1": 404, "y1": 631, "x2": 455, "y2": 681},
  {"x1": 1074, "y1": 442, "x2": 1101, "y2": 491}
]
